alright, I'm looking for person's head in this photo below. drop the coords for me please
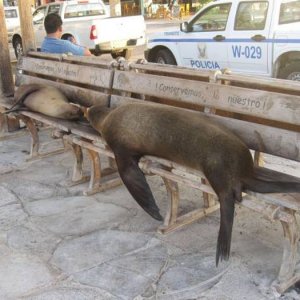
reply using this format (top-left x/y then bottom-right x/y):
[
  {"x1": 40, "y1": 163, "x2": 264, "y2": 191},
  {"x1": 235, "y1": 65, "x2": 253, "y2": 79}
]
[{"x1": 44, "y1": 13, "x2": 62, "y2": 35}]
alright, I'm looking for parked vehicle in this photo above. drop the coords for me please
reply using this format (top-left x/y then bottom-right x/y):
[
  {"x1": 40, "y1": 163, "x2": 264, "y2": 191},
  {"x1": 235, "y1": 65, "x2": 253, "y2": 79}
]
[
  {"x1": 4, "y1": 6, "x2": 20, "y2": 42},
  {"x1": 11, "y1": 0, "x2": 146, "y2": 59},
  {"x1": 145, "y1": 0, "x2": 300, "y2": 80}
]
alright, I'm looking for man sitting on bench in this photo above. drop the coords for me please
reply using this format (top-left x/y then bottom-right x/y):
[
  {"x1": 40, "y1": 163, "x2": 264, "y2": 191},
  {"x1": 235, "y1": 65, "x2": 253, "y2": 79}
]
[{"x1": 41, "y1": 13, "x2": 92, "y2": 56}]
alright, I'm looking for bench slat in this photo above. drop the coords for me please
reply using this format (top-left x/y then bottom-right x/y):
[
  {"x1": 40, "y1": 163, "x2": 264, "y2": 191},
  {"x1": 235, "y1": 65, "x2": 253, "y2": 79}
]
[
  {"x1": 141, "y1": 156, "x2": 300, "y2": 211},
  {"x1": 110, "y1": 95, "x2": 300, "y2": 162},
  {"x1": 113, "y1": 70, "x2": 300, "y2": 125},
  {"x1": 19, "y1": 57, "x2": 113, "y2": 89},
  {"x1": 18, "y1": 75, "x2": 109, "y2": 107},
  {"x1": 28, "y1": 51, "x2": 116, "y2": 68}
]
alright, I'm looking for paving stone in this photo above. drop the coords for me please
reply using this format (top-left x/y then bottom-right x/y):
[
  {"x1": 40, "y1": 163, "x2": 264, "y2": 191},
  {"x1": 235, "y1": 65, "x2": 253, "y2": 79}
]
[
  {"x1": 107, "y1": 242, "x2": 168, "y2": 278},
  {"x1": 0, "y1": 185, "x2": 19, "y2": 206},
  {"x1": 51, "y1": 230, "x2": 157, "y2": 274},
  {"x1": 18, "y1": 159, "x2": 70, "y2": 184},
  {"x1": 25, "y1": 196, "x2": 97, "y2": 217},
  {"x1": 0, "y1": 147, "x2": 28, "y2": 174},
  {"x1": 69, "y1": 234, "x2": 168, "y2": 299},
  {"x1": 7, "y1": 225, "x2": 60, "y2": 261},
  {"x1": 156, "y1": 253, "x2": 230, "y2": 299},
  {"x1": 32, "y1": 201, "x2": 131, "y2": 237},
  {"x1": 74, "y1": 263, "x2": 154, "y2": 300},
  {"x1": 2, "y1": 179, "x2": 70, "y2": 202},
  {"x1": 0, "y1": 253, "x2": 55, "y2": 299},
  {"x1": 0, "y1": 203, "x2": 28, "y2": 231},
  {"x1": 23, "y1": 286, "x2": 119, "y2": 300}
]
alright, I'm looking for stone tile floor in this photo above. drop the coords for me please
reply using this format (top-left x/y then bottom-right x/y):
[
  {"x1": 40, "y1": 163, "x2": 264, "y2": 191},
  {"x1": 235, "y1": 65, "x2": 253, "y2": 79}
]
[{"x1": 0, "y1": 128, "x2": 299, "y2": 299}]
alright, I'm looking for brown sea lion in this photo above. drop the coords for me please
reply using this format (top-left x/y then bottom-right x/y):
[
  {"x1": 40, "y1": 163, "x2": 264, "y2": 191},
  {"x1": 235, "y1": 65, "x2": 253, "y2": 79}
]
[
  {"x1": 8, "y1": 84, "x2": 82, "y2": 120},
  {"x1": 86, "y1": 102, "x2": 300, "y2": 265}
]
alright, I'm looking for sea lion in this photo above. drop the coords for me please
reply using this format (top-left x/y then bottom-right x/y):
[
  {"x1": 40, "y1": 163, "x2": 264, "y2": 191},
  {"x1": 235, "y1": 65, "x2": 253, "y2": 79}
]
[
  {"x1": 8, "y1": 84, "x2": 82, "y2": 120},
  {"x1": 86, "y1": 102, "x2": 300, "y2": 265}
]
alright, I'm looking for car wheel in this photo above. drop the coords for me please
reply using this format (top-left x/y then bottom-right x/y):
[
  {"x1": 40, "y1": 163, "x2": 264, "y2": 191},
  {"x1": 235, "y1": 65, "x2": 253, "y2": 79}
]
[
  {"x1": 278, "y1": 62, "x2": 300, "y2": 81},
  {"x1": 155, "y1": 49, "x2": 176, "y2": 65},
  {"x1": 13, "y1": 36, "x2": 23, "y2": 59}
]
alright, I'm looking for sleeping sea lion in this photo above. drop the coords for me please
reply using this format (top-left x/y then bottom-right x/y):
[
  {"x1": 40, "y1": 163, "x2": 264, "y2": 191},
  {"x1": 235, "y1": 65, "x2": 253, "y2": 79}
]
[
  {"x1": 8, "y1": 84, "x2": 82, "y2": 120},
  {"x1": 86, "y1": 102, "x2": 300, "y2": 265}
]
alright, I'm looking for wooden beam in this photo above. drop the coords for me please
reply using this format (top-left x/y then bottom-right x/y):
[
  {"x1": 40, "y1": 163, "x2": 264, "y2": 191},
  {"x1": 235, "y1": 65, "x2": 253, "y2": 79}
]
[
  {"x1": 18, "y1": 0, "x2": 36, "y2": 55},
  {"x1": 0, "y1": 0, "x2": 14, "y2": 96}
]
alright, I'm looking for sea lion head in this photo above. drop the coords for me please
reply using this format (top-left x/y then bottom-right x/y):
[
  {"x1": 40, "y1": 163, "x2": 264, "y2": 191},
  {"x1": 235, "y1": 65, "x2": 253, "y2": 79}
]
[
  {"x1": 61, "y1": 103, "x2": 83, "y2": 120},
  {"x1": 86, "y1": 104, "x2": 112, "y2": 131}
]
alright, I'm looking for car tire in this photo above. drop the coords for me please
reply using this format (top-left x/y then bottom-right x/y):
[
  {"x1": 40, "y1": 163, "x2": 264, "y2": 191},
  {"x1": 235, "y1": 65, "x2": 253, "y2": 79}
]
[
  {"x1": 278, "y1": 62, "x2": 300, "y2": 81},
  {"x1": 155, "y1": 49, "x2": 176, "y2": 65},
  {"x1": 13, "y1": 36, "x2": 23, "y2": 59}
]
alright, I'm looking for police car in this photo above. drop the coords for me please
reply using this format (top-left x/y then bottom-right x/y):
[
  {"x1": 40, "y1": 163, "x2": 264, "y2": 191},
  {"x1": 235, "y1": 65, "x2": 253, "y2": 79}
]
[{"x1": 145, "y1": 0, "x2": 300, "y2": 80}]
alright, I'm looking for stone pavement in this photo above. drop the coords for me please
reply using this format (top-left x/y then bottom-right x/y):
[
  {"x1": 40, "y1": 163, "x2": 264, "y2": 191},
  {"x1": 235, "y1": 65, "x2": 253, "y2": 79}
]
[{"x1": 0, "y1": 128, "x2": 300, "y2": 300}]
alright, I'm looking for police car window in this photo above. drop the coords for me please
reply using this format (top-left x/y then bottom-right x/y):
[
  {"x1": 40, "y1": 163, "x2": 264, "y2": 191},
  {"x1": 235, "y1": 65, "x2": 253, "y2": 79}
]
[
  {"x1": 32, "y1": 6, "x2": 47, "y2": 24},
  {"x1": 235, "y1": 1, "x2": 268, "y2": 30},
  {"x1": 190, "y1": 3, "x2": 231, "y2": 32},
  {"x1": 48, "y1": 4, "x2": 61, "y2": 15},
  {"x1": 279, "y1": 0, "x2": 300, "y2": 24}
]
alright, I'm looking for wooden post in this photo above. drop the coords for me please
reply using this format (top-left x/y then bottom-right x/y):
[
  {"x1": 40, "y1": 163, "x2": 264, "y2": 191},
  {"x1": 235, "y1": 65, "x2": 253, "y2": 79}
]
[
  {"x1": 18, "y1": 0, "x2": 36, "y2": 55},
  {"x1": 109, "y1": 0, "x2": 121, "y2": 17},
  {"x1": 0, "y1": 0, "x2": 14, "y2": 96}
]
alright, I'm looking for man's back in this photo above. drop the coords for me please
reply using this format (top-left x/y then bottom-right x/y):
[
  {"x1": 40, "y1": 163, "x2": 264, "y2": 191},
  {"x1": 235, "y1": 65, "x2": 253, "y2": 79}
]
[
  {"x1": 41, "y1": 37, "x2": 85, "y2": 56},
  {"x1": 41, "y1": 13, "x2": 92, "y2": 56}
]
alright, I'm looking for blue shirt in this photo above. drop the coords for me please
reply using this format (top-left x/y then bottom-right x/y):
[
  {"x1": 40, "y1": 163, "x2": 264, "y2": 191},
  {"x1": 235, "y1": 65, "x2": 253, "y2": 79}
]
[{"x1": 41, "y1": 37, "x2": 85, "y2": 56}]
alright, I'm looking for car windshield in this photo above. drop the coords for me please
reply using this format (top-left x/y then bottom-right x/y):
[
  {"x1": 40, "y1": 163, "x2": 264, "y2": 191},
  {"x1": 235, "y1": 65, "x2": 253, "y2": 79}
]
[
  {"x1": 190, "y1": 3, "x2": 231, "y2": 32},
  {"x1": 64, "y1": 3, "x2": 106, "y2": 18},
  {"x1": 279, "y1": 0, "x2": 300, "y2": 24},
  {"x1": 5, "y1": 9, "x2": 18, "y2": 18}
]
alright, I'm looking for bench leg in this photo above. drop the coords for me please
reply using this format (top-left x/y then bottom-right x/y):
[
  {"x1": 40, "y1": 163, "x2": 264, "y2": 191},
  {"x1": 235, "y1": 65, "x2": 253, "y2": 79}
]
[
  {"x1": 158, "y1": 178, "x2": 220, "y2": 234},
  {"x1": 18, "y1": 115, "x2": 39, "y2": 159},
  {"x1": 202, "y1": 178, "x2": 217, "y2": 208},
  {"x1": 254, "y1": 151, "x2": 264, "y2": 167},
  {"x1": 68, "y1": 143, "x2": 89, "y2": 184},
  {"x1": 162, "y1": 178, "x2": 180, "y2": 227},
  {"x1": 83, "y1": 149, "x2": 122, "y2": 196},
  {"x1": 272, "y1": 209, "x2": 300, "y2": 294}
]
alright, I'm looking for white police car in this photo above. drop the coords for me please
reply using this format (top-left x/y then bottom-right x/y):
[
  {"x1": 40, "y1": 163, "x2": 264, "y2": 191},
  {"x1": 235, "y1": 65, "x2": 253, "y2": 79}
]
[{"x1": 145, "y1": 0, "x2": 300, "y2": 80}]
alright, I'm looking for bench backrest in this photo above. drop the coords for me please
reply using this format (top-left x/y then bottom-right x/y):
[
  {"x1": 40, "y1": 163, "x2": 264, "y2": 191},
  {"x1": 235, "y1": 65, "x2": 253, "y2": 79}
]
[
  {"x1": 16, "y1": 51, "x2": 117, "y2": 108},
  {"x1": 111, "y1": 60, "x2": 300, "y2": 162},
  {"x1": 15, "y1": 53, "x2": 299, "y2": 162}
]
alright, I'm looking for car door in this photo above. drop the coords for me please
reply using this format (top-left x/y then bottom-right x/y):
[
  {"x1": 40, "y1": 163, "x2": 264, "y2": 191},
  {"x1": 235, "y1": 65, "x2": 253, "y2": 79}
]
[
  {"x1": 177, "y1": 2, "x2": 232, "y2": 71},
  {"x1": 227, "y1": 0, "x2": 272, "y2": 76}
]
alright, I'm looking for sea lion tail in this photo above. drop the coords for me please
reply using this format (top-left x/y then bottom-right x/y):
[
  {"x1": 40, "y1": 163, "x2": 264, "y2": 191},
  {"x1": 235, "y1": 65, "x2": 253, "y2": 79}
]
[
  {"x1": 216, "y1": 190, "x2": 236, "y2": 267},
  {"x1": 114, "y1": 150, "x2": 163, "y2": 221},
  {"x1": 243, "y1": 166, "x2": 300, "y2": 193}
]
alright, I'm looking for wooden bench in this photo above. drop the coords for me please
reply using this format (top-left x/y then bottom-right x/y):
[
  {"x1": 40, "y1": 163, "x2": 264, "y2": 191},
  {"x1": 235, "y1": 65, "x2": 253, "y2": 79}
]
[
  {"x1": 0, "y1": 51, "x2": 122, "y2": 196},
  {"x1": 108, "y1": 59, "x2": 300, "y2": 294},
  {"x1": 1, "y1": 52, "x2": 300, "y2": 294}
]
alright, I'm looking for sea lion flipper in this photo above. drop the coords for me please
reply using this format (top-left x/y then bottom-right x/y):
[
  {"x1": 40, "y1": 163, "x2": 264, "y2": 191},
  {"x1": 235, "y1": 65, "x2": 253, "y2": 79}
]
[
  {"x1": 216, "y1": 191, "x2": 235, "y2": 266},
  {"x1": 114, "y1": 151, "x2": 163, "y2": 221}
]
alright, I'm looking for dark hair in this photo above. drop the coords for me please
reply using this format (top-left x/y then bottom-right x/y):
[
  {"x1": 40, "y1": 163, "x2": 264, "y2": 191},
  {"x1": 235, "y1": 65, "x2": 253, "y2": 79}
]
[{"x1": 44, "y1": 13, "x2": 62, "y2": 34}]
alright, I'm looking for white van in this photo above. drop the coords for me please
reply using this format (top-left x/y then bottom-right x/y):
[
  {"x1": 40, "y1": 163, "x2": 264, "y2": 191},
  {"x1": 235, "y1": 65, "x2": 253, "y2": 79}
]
[{"x1": 4, "y1": 6, "x2": 20, "y2": 42}]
